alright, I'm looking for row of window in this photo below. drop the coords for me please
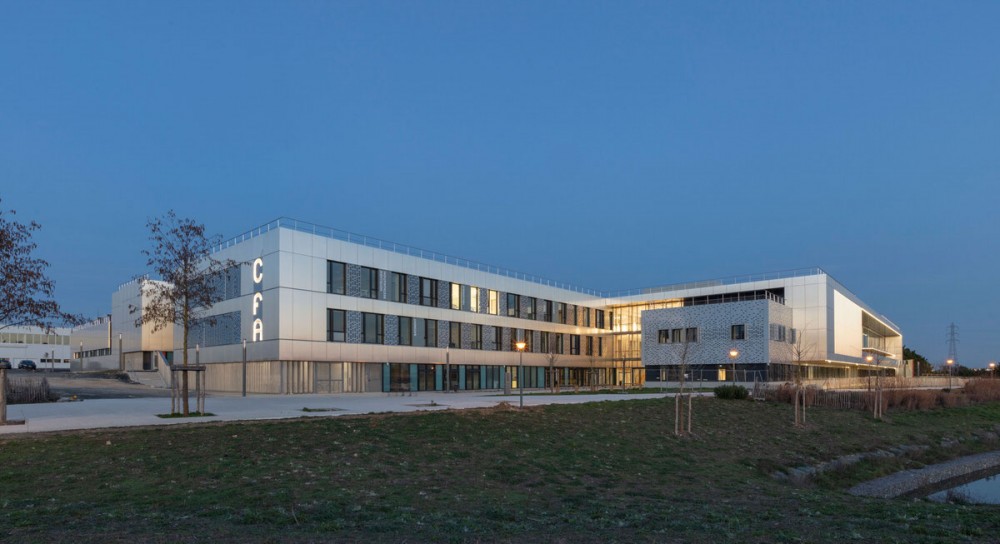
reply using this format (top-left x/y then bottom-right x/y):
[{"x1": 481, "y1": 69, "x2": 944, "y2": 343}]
[
  {"x1": 326, "y1": 309, "x2": 603, "y2": 356},
  {"x1": 0, "y1": 333, "x2": 71, "y2": 345},
  {"x1": 656, "y1": 324, "x2": 796, "y2": 344},
  {"x1": 326, "y1": 260, "x2": 609, "y2": 329}
]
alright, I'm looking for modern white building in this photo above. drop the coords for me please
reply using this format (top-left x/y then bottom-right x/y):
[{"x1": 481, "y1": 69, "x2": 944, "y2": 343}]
[
  {"x1": 90, "y1": 218, "x2": 903, "y2": 393},
  {"x1": 195, "y1": 219, "x2": 906, "y2": 391},
  {"x1": 0, "y1": 325, "x2": 73, "y2": 370}
]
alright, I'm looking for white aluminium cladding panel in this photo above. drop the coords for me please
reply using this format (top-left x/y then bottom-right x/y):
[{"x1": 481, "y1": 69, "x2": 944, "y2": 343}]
[
  {"x1": 832, "y1": 289, "x2": 863, "y2": 361},
  {"x1": 277, "y1": 227, "x2": 605, "y2": 305}
]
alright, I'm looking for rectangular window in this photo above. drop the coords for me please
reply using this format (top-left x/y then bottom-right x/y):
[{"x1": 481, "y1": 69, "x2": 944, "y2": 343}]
[
  {"x1": 493, "y1": 326, "x2": 503, "y2": 351},
  {"x1": 420, "y1": 277, "x2": 438, "y2": 307},
  {"x1": 570, "y1": 334, "x2": 581, "y2": 355},
  {"x1": 399, "y1": 316, "x2": 412, "y2": 346},
  {"x1": 525, "y1": 297, "x2": 535, "y2": 320},
  {"x1": 326, "y1": 309, "x2": 345, "y2": 342},
  {"x1": 554, "y1": 333, "x2": 564, "y2": 354},
  {"x1": 470, "y1": 287, "x2": 480, "y2": 313},
  {"x1": 583, "y1": 308, "x2": 591, "y2": 327},
  {"x1": 598, "y1": 337, "x2": 603, "y2": 357},
  {"x1": 507, "y1": 293, "x2": 520, "y2": 318},
  {"x1": 571, "y1": 306, "x2": 578, "y2": 326},
  {"x1": 769, "y1": 324, "x2": 787, "y2": 342},
  {"x1": 658, "y1": 329, "x2": 670, "y2": 344},
  {"x1": 326, "y1": 261, "x2": 346, "y2": 295},
  {"x1": 685, "y1": 327, "x2": 698, "y2": 343},
  {"x1": 471, "y1": 324, "x2": 482, "y2": 350},
  {"x1": 425, "y1": 319, "x2": 438, "y2": 347},
  {"x1": 488, "y1": 290, "x2": 499, "y2": 315},
  {"x1": 390, "y1": 272, "x2": 407, "y2": 303},
  {"x1": 540, "y1": 331, "x2": 549, "y2": 353},
  {"x1": 451, "y1": 283, "x2": 462, "y2": 310},
  {"x1": 789, "y1": 328, "x2": 797, "y2": 345},
  {"x1": 556, "y1": 302, "x2": 566, "y2": 324},
  {"x1": 543, "y1": 300, "x2": 553, "y2": 322},
  {"x1": 360, "y1": 266, "x2": 379, "y2": 299},
  {"x1": 595, "y1": 309, "x2": 605, "y2": 329},
  {"x1": 585, "y1": 336, "x2": 594, "y2": 356},
  {"x1": 671, "y1": 328, "x2": 682, "y2": 343},
  {"x1": 731, "y1": 324, "x2": 746, "y2": 341},
  {"x1": 450, "y1": 321, "x2": 461, "y2": 348},
  {"x1": 362, "y1": 313, "x2": 384, "y2": 344}
]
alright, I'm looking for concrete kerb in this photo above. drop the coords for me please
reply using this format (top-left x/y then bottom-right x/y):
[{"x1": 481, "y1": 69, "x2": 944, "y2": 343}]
[{"x1": 0, "y1": 391, "x2": 673, "y2": 435}]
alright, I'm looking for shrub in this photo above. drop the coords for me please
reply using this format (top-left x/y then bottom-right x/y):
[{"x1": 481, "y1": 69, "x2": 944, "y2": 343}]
[
  {"x1": 5, "y1": 377, "x2": 58, "y2": 404},
  {"x1": 714, "y1": 385, "x2": 749, "y2": 400}
]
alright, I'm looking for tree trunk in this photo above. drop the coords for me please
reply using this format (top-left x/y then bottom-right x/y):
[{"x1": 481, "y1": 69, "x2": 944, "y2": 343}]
[
  {"x1": 182, "y1": 303, "x2": 190, "y2": 416},
  {"x1": 0, "y1": 368, "x2": 6, "y2": 423}
]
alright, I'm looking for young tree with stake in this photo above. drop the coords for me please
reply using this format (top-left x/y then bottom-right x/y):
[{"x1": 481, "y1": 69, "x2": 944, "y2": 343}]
[{"x1": 137, "y1": 211, "x2": 235, "y2": 416}]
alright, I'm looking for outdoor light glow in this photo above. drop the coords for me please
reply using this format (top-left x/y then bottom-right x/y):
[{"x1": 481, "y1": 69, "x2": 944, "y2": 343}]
[
  {"x1": 515, "y1": 341, "x2": 526, "y2": 351},
  {"x1": 728, "y1": 349, "x2": 739, "y2": 358}
]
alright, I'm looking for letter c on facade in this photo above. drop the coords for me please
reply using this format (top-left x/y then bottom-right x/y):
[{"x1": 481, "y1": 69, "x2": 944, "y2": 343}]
[{"x1": 252, "y1": 258, "x2": 264, "y2": 284}]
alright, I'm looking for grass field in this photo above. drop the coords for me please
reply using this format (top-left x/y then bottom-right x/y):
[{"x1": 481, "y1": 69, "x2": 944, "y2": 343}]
[{"x1": 2, "y1": 397, "x2": 1000, "y2": 543}]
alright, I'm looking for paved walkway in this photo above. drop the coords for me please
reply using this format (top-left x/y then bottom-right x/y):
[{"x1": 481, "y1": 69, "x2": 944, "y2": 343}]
[{"x1": 0, "y1": 391, "x2": 673, "y2": 435}]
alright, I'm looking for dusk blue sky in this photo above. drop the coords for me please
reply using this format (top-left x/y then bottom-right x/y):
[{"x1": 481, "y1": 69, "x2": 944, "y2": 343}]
[{"x1": 1, "y1": 2, "x2": 997, "y2": 367}]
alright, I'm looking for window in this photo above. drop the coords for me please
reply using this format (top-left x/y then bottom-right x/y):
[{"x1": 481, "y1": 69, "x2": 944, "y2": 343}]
[
  {"x1": 471, "y1": 324, "x2": 482, "y2": 350},
  {"x1": 493, "y1": 326, "x2": 503, "y2": 351},
  {"x1": 507, "y1": 293, "x2": 520, "y2": 318},
  {"x1": 671, "y1": 328, "x2": 681, "y2": 343},
  {"x1": 525, "y1": 297, "x2": 536, "y2": 320},
  {"x1": 554, "y1": 333, "x2": 564, "y2": 354},
  {"x1": 789, "y1": 328, "x2": 797, "y2": 345},
  {"x1": 488, "y1": 290, "x2": 499, "y2": 315},
  {"x1": 470, "y1": 287, "x2": 480, "y2": 313},
  {"x1": 570, "y1": 335, "x2": 581, "y2": 355},
  {"x1": 399, "y1": 316, "x2": 412, "y2": 346},
  {"x1": 731, "y1": 324, "x2": 746, "y2": 341},
  {"x1": 586, "y1": 336, "x2": 594, "y2": 356},
  {"x1": 583, "y1": 308, "x2": 591, "y2": 327},
  {"x1": 598, "y1": 337, "x2": 603, "y2": 357},
  {"x1": 658, "y1": 329, "x2": 670, "y2": 344},
  {"x1": 571, "y1": 306, "x2": 578, "y2": 326},
  {"x1": 424, "y1": 319, "x2": 438, "y2": 347},
  {"x1": 360, "y1": 266, "x2": 379, "y2": 299},
  {"x1": 420, "y1": 277, "x2": 438, "y2": 306},
  {"x1": 390, "y1": 272, "x2": 407, "y2": 303},
  {"x1": 769, "y1": 324, "x2": 787, "y2": 342},
  {"x1": 595, "y1": 309, "x2": 605, "y2": 329},
  {"x1": 540, "y1": 331, "x2": 549, "y2": 353},
  {"x1": 326, "y1": 309, "x2": 345, "y2": 342},
  {"x1": 543, "y1": 300, "x2": 553, "y2": 322},
  {"x1": 450, "y1": 321, "x2": 461, "y2": 348},
  {"x1": 685, "y1": 327, "x2": 698, "y2": 343},
  {"x1": 327, "y1": 261, "x2": 346, "y2": 295},
  {"x1": 556, "y1": 302, "x2": 566, "y2": 324},
  {"x1": 451, "y1": 283, "x2": 462, "y2": 310},
  {"x1": 362, "y1": 313, "x2": 384, "y2": 344}
]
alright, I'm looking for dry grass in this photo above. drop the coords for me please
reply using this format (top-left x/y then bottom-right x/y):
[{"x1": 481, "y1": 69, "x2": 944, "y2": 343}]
[
  {"x1": 764, "y1": 379, "x2": 1000, "y2": 414},
  {"x1": 5, "y1": 377, "x2": 57, "y2": 404}
]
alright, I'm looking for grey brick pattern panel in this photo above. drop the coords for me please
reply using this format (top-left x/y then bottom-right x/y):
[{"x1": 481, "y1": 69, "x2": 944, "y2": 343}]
[
  {"x1": 346, "y1": 311, "x2": 363, "y2": 343},
  {"x1": 385, "y1": 315, "x2": 399, "y2": 346},
  {"x1": 189, "y1": 311, "x2": 241, "y2": 347},
  {"x1": 407, "y1": 275, "x2": 420, "y2": 305},
  {"x1": 346, "y1": 264, "x2": 362, "y2": 298}
]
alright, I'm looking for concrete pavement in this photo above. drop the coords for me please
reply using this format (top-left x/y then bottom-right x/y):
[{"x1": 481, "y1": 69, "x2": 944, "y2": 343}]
[{"x1": 0, "y1": 390, "x2": 673, "y2": 435}]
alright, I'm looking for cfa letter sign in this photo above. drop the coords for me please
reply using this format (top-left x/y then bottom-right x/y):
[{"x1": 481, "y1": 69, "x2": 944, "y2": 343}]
[{"x1": 252, "y1": 257, "x2": 264, "y2": 342}]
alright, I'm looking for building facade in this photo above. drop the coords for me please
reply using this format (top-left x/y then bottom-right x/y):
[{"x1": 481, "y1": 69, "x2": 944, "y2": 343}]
[
  {"x1": 0, "y1": 325, "x2": 73, "y2": 369},
  {"x1": 86, "y1": 218, "x2": 904, "y2": 393}
]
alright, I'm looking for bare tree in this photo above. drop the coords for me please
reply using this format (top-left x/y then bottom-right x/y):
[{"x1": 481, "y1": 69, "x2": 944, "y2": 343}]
[
  {"x1": 137, "y1": 211, "x2": 234, "y2": 415},
  {"x1": 789, "y1": 329, "x2": 813, "y2": 427},
  {"x1": 675, "y1": 334, "x2": 698, "y2": 437},
  {"x1": 0, "y1": 203, "x2": 80, "y2": 423},
  {"x1": 546, "y1": 335, "x2": 559, "y2": 393}
]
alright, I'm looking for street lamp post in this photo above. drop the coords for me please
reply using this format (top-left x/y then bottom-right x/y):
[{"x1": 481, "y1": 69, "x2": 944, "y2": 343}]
[
  {"x1": 118, "y1": 333, "x2": 124, "y2": 372},
  {"x1": 242, "y1": 338, "x2": 247, "y2": 397},
  {"x1": 515, "y1": 341, "x2": 527, "y2": 408},
  {"x1": 990, "y1": 362, "x2": 996, "y2": 380},
  {"x1": 947, "y1": 358, "x2": 954, "y2": 390},
  {"x1": 728, "y1": 349, "x2": 739, "y2": 384}
]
